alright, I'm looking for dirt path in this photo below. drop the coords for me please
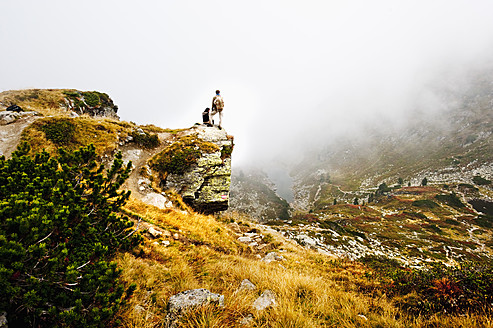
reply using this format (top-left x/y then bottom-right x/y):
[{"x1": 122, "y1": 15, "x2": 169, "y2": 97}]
[
  {"x1": 0, "y1": 115, "x2": 39, "y2": 157},
  {"x1": 121, "y1": 132, "x2": 181, "y2": 201}
]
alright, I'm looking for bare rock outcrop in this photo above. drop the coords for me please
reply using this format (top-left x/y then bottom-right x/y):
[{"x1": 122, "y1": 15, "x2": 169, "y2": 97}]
[{"x1": 151, "y1": 125, "x2": 234, "y2": 214}]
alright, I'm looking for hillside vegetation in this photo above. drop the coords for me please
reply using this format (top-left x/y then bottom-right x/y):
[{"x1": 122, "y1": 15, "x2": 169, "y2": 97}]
[{"x1": 1, "y1": 89, "x2": 492, "y2": 327}]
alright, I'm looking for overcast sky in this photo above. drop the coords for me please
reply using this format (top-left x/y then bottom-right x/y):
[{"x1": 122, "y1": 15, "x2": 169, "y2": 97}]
[{"x1": 2, "y1": 0, "x2": 493, "y2": 167}]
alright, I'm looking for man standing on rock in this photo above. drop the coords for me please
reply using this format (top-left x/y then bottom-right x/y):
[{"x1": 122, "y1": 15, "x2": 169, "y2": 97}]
[{"x1": 210, "y1": 90, "x2": 224, "y2": 129}]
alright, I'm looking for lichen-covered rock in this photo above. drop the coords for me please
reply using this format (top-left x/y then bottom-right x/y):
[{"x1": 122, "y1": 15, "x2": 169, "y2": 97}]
[{"x1": 152, "y1": 125, "x2": 234, "y2": 214}]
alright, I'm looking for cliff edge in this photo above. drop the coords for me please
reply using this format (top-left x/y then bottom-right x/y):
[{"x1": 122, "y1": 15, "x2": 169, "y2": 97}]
[{"x1": 0, "y1": 89, "x2": 233, "y2": 214}]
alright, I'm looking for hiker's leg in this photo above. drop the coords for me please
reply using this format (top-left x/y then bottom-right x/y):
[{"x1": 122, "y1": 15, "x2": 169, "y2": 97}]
[
  {"x1": 209, "y1": 110, "x2": 216, "y2": 125},
  {"x1": 218, "y1": 111, "x2": 223, "y2": 127}
]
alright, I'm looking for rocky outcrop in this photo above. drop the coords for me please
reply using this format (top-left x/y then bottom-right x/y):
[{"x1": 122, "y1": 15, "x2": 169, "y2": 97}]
[
  {"x1": 61, "y1": 90, "x2": 119, "y2": 119},
  {"x1": 151, "y1": 125, "x2": 234, "y2": 214},
  {"x1": 0, "y1": 89, "x2": 119, "y2": 120}
]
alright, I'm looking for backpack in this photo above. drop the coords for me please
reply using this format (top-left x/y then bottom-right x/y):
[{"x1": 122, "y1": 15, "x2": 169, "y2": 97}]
[{"x1": 214, "y1": 96, "x2": 224, "y2": 110}]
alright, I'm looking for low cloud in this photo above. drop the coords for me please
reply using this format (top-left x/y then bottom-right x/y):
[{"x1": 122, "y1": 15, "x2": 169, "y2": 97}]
[{"x1": 1, "y1": 0, "x2": 493, "y2": 168}]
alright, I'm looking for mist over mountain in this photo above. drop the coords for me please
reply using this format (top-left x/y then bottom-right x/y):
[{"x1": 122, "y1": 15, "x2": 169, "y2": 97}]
[{"x1": 231, "y1": 58, "x2": 493, "y2": 220}]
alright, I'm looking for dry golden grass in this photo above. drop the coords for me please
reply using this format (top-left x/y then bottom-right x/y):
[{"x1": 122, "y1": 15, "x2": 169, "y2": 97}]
[
  {"x1": 115, "y1": 198, "x2": 493, "y2": 327},
  {"x1": 0, "y1": 89, "x2": 70, "y2": 116},
  {"x1": 20, "y1": 116, "x2": 134, "y2": 156}
]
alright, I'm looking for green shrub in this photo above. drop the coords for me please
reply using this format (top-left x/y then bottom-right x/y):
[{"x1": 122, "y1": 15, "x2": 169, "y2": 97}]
[
  {"x1": 39, "y1": 118, "x2": 77, "y2": 145},
  {"x1": 435, "y1": 192, "x2": 465, "y2": 208},
  {"x1": 0, "y1": 143, "x2": 141, "y2": 327},
  {"x1": 131, "y1": 131, "x2": 160, "y2": 149},
  {"x1": 150, "y1": 135, "x2": 219, "y2": 175},
  {"x1": 376, "y1": 183, "x2": 391, "y2": 195},
  {"x1": 220, "y1": 144, "x2": 234, "y2": 160},
  {"x1": 361, "y1": 256, "x2": 493, "y2": 316},
  {"x1": 63, "y1": 90, "x2": 80, "y2": 98},
  {"x1": 474, "y1": 215, "x2": 493, "y2": 228},
  {"x1": 412, "y1": 199, "x2": 438, "y2": 208},
  {"x1": 82, "y1": 92, "x2": 101, "y2": 107},
  {"x1": 473, "y1": 175, "x2": 491, "y2": 186}
]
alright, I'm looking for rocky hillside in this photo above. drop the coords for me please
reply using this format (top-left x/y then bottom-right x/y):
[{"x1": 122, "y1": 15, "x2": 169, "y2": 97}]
[
  {"x1": 0, "y1": 89, "x2": 119, "y2": 119},
  {"x1": 229, "y1": 66, "x2": 493, "y2": 268},
  {"x1": 228, "y1": 168, "x2": 291, "y2": 221},
  {"x1": 291, "y1": 65, "x2": 493, "y2": 210}
]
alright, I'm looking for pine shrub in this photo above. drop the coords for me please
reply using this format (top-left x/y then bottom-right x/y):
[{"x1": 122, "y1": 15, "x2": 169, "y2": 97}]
[
  {"x1": 40, "y1": 118, "x2": 77, "y2": 145},
  {"x1": 0, "y1": 143, "x2": 142, "y2": 327}
]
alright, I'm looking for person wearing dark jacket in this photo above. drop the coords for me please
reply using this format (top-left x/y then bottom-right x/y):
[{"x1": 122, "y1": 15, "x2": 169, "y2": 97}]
[{"x1": 202, "y1": 108, "x2": 212, "y2": 127}]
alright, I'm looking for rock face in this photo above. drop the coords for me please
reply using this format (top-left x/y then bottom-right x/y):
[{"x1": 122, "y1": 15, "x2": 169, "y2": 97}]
[
  {"x1": 62, "y1": 90, "x2": 119, "y2": 119},
  {"x1": 0, "y1": 89, "x2": 119, "y2": 120},
  {"x1": 229, "y1": 168, "x2": 291, "y2": 222},
  {"x1": 157, "y1": 125, "x2": 234, "y2": 214}
]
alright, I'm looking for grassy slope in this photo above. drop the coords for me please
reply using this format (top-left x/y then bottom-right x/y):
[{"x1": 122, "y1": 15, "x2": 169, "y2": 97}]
[
  {"x1": 116, "y1": 198, "x2": 493, "y2": 328},
  {"x1": 2, "y1": 89, "x2": 492, "y2": 327}
]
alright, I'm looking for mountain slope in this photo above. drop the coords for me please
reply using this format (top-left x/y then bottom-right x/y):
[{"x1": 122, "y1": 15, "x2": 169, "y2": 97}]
[
  {"x1": 1, "y1": 88, "x2": 492, "y2": 327},
  {"x1": 292, "y1": 66, "x2": 493, "y2": 209}
]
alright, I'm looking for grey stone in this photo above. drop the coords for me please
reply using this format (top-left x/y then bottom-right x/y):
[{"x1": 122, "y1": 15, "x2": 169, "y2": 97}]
[
  {"x1": 297, "y1": 234, "x2": 317, "y2": 248},
  {"x1": 142, "y1": 192, "x2": 168, "y2": 209},
  {"x1": 0, "y1": 311, "x2": 7, "y2": 328},
  {"x1": 261, "y1": 252, "x2": 284, "y2": 264},
  {"x1": 148, "y1": 227, "x2": 163, "y2": 238},
  {"x1": 238, "y1": 236, "x2": 252, "y2": 243},
  {"x1": 134, "y1": 305, "x2": 154, "y2": 320},
  {"x1": 239, "y1": 314, "x2": 254, "y2": 325},
  {"x1": 239, "y1": 279, "x2": 257, "y2": 291},
  {"x1": 0, "y1": 111, "x2": 19, "y2": 125},
  {"x1": 165, "y1": 289, "x2": 224, "y2": 328},
  {"x1": 252, "y1": 290, "x2": 276, "y2": 311}
]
